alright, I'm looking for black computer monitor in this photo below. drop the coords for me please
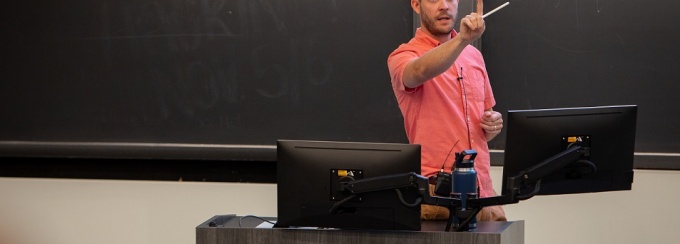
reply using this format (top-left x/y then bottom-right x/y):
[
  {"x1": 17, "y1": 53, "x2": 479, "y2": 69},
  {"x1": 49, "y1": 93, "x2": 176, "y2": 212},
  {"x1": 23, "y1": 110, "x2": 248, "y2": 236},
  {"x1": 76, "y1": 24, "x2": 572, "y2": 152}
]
[
  {"x1": 501, "y1": 105, "x2": 637, "y2": 196},
  {"x1": 275, "y1": 139, "x2": 421, "y2": 230}
]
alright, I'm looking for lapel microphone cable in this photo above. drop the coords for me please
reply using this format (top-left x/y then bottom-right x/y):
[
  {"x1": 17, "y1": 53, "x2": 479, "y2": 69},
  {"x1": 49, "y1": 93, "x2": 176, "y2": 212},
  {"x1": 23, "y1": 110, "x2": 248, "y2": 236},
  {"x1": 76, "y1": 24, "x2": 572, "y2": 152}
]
[{"x1": 457, "y1": 66, "x2": 473, "y2": 150}]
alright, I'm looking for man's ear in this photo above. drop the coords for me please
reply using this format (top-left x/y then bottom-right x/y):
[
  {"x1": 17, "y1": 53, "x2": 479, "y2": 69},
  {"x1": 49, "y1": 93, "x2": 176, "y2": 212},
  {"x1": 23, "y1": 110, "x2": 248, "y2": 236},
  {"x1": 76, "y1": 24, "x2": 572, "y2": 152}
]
[{"x1": 411, "y1": 0, "x2": 421, "y2": 15}]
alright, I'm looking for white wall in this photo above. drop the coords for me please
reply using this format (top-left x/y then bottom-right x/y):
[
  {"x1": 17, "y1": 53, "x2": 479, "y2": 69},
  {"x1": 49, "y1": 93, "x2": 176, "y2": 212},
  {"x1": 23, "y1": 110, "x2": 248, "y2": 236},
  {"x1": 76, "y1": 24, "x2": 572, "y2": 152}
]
[
  {"x1": 0, "y1": 178, "x2": 277, "y2": 244},
  {"x1": 1, "y1": 168, "x2": 679, "y2": 244},
  {"x1": 490, "y1": 168, "x2": 680, "y2": 244}
]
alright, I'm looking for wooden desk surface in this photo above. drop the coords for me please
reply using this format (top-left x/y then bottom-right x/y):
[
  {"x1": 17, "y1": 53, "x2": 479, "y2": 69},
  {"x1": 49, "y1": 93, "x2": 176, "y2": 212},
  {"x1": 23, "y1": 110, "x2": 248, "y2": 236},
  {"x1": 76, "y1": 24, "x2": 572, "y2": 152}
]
[{"x1": 196, "y1": 215, "x2": 524, "y2": 244}]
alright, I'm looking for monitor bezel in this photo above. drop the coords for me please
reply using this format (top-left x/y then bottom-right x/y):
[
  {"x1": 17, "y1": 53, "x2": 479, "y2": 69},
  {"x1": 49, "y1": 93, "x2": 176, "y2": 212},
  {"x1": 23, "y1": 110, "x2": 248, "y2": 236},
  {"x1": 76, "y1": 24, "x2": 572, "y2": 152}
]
[
  {"x1": 501, "y1": 105, "x2": 637, "y2": 196},
  {"x1": 275, "y1": 139, "x2": 422, "y2": 230}
]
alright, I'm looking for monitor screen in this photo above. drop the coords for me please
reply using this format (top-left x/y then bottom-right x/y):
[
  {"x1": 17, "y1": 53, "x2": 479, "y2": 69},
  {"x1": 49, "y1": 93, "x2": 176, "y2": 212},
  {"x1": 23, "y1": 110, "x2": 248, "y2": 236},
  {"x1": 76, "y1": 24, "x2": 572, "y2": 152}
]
[
  {"x1": 501, "y1": 105, "x2": 637, "y2": 196},
  {"x1": 275, "y1": 140, "x2": 422, "y2": 230}
]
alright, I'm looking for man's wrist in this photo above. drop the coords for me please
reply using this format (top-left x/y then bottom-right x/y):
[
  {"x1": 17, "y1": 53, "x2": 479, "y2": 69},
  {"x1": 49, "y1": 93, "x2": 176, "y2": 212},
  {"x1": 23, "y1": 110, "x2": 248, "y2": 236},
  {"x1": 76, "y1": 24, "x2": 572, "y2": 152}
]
[{"x1": 453, "y1": 35, "x2": 473, "y2": 46}]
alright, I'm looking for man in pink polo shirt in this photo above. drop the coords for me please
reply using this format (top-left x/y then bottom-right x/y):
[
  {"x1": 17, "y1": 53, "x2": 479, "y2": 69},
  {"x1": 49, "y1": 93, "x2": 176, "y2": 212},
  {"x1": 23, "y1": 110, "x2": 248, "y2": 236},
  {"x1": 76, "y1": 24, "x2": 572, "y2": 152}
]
[{"x1": 387, "y1": 0, "x2": 506, "y2": 221}]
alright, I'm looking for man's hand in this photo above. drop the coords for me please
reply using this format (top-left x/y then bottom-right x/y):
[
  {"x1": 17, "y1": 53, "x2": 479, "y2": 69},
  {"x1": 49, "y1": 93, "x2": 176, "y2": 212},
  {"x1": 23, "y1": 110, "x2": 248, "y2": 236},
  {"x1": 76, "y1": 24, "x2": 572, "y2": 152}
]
[
  {"x1": 459, "y1": 0, "x2": 485, "y2": 43},
  {"x1": 481, "y1": 110, "x2": 503, "y2": 139}
]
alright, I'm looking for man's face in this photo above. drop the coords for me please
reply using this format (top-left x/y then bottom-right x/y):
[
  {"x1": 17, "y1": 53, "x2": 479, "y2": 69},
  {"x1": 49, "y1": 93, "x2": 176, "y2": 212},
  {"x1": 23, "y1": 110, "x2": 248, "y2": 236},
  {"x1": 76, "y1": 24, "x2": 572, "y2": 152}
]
[{"x1": 415, "y1": 0, "x2": 459, "y2": 37}]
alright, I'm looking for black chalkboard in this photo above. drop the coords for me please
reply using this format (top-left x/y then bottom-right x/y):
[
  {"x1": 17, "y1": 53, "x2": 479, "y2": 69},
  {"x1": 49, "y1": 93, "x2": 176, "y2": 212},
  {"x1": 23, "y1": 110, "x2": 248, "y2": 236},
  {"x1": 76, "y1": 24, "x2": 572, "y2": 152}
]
[
  {"x1": 483, "y1": 0, "x2": 680, "y2": 154},
  {"x1": 1, "y1": 0, "x2": 414, "y2": 146}
]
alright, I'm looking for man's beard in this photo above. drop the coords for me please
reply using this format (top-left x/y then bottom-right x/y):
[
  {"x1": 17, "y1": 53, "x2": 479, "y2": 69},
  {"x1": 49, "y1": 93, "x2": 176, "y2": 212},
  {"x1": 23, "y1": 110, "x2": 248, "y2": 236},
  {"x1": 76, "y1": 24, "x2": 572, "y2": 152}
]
[{"x1": 420, "y1": 9, "x2": 456, "y2": 36}]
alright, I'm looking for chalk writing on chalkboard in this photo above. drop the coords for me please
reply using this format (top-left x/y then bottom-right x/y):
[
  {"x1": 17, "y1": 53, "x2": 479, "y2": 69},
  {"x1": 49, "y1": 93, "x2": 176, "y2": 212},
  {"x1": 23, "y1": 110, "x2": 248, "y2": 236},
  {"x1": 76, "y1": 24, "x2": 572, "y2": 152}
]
[{"x1": 1, "y1": 0, "x2": 413, "y2": 145}]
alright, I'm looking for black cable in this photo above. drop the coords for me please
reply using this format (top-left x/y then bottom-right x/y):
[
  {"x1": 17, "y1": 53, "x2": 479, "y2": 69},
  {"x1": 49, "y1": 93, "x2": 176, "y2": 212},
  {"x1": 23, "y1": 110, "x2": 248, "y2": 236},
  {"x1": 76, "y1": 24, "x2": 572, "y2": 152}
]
[
  {"x1": 574, "y1": 159, "x2": 597, "y2": 174},
  {"x1": 238, "y1": 215, "x2": 276, "y2": 228},
  {"x1": 395, "y1": 188, "x2": 422, "y2": 207},
  {"x1": 442, "y1": 140, "x2": 460, "y2": 172},
  {"x1": 458, "y1": 66, "x2": 472, "y2": 149},
  {"x1": 328, "y1": 195, "x2": 357, "y2": 213},
  {"x1": 516, "y1": 179, "x2": 542, "y2": 201}
]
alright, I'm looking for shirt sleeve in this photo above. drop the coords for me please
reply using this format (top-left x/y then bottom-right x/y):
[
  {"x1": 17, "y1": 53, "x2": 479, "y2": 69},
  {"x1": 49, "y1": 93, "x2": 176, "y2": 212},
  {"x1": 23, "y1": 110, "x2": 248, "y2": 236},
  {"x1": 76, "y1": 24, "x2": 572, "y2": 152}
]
[{"x1": 387, "y1": 46, "x2": 420, "y2": 93}]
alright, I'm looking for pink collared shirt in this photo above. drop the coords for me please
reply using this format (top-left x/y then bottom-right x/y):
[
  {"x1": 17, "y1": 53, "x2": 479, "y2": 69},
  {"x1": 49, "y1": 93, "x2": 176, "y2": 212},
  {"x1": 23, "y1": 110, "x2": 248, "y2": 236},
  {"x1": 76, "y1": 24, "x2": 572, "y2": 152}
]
[{"x1": 387, "y1": 28, "x2": 497, "y2": 198}]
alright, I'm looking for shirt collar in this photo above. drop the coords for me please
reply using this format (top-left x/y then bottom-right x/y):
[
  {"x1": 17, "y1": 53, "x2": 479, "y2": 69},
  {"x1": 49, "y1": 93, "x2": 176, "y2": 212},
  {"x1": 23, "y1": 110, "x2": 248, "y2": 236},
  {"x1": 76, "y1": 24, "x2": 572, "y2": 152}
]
[{"x1": 413, "y1": 28, "x2": 459, "y2": 46}]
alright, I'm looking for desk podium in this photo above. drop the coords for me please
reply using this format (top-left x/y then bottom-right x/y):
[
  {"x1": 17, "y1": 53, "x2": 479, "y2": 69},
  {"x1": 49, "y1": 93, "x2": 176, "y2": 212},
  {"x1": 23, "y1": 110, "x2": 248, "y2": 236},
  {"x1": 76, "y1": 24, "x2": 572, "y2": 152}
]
[{"x1": 196, "y1": 215, "x2": 524, "y2": 244}]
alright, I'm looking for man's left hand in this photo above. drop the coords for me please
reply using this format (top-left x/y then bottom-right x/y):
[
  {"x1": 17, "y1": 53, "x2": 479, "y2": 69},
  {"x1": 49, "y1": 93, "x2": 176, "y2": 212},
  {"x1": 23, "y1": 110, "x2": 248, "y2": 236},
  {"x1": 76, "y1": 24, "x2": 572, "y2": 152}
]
[{"x1": 481, "y1": 110, "x2": 503, "y2": 135}]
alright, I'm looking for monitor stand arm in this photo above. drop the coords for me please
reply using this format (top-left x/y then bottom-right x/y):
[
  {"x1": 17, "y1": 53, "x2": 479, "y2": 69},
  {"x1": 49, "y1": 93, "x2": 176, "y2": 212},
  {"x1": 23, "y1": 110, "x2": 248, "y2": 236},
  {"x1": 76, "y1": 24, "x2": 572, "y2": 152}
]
[
  {"x1": 339, "y1": 172, "x2": 517, "y2": 231},
  {"x1": 503, "y1": 145, "x2": 592, "y2": 200},
  {"x1": 338, "y1": 145, "x2": 591, "y2": 231},
  {"x1": 339, "y1": 172, "x2": 459, "y2": 208}
]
